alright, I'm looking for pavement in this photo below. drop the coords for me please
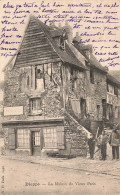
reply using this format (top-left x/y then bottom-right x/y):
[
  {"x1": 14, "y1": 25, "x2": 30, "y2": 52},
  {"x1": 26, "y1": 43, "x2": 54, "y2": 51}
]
[
  {"x1": 1, "y1": 138, "x2": 120, "y2": 195},
  {"x1": 1, "y1": 157, "x2": 119, "y2": 195},
  {"x1": 1, "y1": 141, "x2": 120, "y2": 180}
]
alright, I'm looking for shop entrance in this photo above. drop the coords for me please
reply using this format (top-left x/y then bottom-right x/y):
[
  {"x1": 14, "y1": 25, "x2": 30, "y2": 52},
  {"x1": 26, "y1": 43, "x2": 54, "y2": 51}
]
[{"x1": 32, "y1": 131, "x2": 41, "y2": 156}]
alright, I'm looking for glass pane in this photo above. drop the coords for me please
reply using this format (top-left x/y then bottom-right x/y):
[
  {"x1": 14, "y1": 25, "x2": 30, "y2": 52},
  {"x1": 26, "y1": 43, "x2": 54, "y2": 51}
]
[
  {"x1": 44, "y1": 128, "x2": 57, "y2": 148},
  {"x1": 34, "y1": 132, "x2": 40, "y2": 146},
  {"x1": 17, "y1": 129, "x2": 30, "y2": 148}
]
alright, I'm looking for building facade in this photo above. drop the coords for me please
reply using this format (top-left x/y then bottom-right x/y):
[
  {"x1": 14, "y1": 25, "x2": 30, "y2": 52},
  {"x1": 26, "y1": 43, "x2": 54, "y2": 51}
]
[{"x1": 2, "y1": 16, "x2": 120, "y2": 157}]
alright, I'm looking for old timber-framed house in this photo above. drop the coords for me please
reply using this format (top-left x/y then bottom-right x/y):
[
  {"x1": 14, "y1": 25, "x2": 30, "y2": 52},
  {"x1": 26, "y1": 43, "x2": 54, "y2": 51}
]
[{"x1": 2, "y1": 15, "x2": 120, "y2": 157}]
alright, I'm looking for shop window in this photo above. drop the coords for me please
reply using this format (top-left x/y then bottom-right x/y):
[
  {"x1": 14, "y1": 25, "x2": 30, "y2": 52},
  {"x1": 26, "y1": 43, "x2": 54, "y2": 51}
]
[
  {"x1": 44, "y1": 128, "x2": 57, "y2": 148},
  {"x1": 29, "y1": 98, "x2": 42, "y2": 115},
  {"x1": 17, "y1": 129, "x2": 30, "y2": 148},
  {"x1": 43, "y1": 126, "x2": 64, "y2": 149},
  {"x1": 90, "y1": 69, "x2": 94, "y2": 84}
]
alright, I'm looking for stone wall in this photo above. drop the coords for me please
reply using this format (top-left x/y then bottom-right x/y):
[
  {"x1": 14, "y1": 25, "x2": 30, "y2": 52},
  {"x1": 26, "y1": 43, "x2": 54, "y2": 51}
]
[
  {"x1": 62, "y1": 63, "x2": 107, "y2": 124},
  {"x1": 3, "y1": 61, "x2": 64, "y2": 121},
  {"x1": 59, "y1": 112, "x2": 88, "y2": 157},
  {"x1": 88, "y1": 69, "x2": 107, "y2": 121}
]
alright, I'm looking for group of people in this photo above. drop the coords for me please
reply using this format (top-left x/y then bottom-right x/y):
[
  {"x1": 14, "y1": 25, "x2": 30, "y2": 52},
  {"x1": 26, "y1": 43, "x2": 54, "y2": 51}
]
[{"x1": 88, "y1": 127, "x2": 119, "y2": 160}]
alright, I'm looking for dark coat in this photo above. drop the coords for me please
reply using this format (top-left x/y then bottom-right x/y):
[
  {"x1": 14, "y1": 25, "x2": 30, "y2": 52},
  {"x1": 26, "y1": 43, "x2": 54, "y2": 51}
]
[
  {"x1": 110, "y1": 131, "x2": 119, "y2": 146},
  {"x1": 88, "y1": 137, "x2": 95, "y2": 148}
]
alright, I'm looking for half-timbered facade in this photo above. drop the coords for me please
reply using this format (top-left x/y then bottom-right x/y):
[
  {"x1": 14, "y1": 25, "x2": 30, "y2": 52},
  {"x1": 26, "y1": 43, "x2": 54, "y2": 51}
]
[{"x1": 2, "y1": 15, "x2": 120, "y2": 157}]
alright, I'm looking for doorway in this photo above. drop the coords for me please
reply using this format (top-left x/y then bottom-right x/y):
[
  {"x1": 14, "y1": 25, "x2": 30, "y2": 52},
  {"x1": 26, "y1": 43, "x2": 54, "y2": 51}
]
[{"x1": 32, "y1": 131, "x2": 41, "y2": 156}]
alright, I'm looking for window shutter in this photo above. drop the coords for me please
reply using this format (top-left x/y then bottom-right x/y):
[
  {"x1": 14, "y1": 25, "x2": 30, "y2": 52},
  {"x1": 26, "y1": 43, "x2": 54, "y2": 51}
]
[
  {"x1": 57, "y1": 126, "x2": 65, "y2": 149},
  {"x1": 8, "y1": 129, "x2": 16, "y2": 149}
]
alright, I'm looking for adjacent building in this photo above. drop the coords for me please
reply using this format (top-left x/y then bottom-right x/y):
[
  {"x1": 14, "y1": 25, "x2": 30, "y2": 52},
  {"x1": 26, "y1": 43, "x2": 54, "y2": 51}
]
[{"x1": 2, "y1": 16, "x2": 120, "y2": 157}]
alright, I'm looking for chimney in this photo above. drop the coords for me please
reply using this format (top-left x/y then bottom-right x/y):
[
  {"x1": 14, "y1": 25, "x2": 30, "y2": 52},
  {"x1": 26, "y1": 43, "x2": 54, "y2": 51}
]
[
  {"x1": 63, "y1": 21, "x2": 73, "y2": 44},
  {"x1": 73, "y1": 32, "x2": 82, "y2": 44}
]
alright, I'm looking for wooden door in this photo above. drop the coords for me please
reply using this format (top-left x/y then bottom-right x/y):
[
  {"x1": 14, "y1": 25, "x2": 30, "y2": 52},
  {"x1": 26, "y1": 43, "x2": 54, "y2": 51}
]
[{"x1": 32, "y1": 131, "x2": 41, "y2": 156}]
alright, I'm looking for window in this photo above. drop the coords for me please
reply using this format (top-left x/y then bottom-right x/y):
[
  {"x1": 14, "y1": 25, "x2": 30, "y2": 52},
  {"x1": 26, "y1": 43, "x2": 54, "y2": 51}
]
[
  {"x1": 48, "y1": 63, "x2": 52, "y2": 81},
  {"x1": 32, "y1": 131, "x2": 40, "y2": 146},
  {"x1": 27, "y1": 76, "x2": 29, "y2": 88},
  {"x1": 97, "y1": 105, "x2": 100, "y2": 119},
  {"x1": 17, "y1": 129, "x2": 30, "y2": 148},
  {"x1": 80, "y1": 98, "x2": 86, "y2": 118},
  {"x1": 90, "y1": 69, "x2": 94, "y2": 84},
  {"x1": 85, "y1": 50, "x2": 90, "y2": 59},
  {"x1": 70, "y1": 67, "x2": 75, "y2": 91},
  {"x1": 59, "y1": 36, "x2": 65, "y2": 50},
  {"x1": 44, "y1": 128, "x2": 57, "y2": 148},
  {"x1": 114, "y1": 86, "x2": 118, "y2": 95},
  {"x1": 43, "y1": 126, "x2": 65, "y2": 149},
  {"x1": 102, "y1": 99, "x2": 106, "y2": 119},
  {"x1": 115, "y1": 106, "x2": 118, "y2": 118},
  {"x1": 30, "y1": 98, "x2": 42, "y2": 115},
  {"x1": 107, "y1": 104, "x2": 113, "y2": 120},
  {"x1": 35, "y1": 66, "x2": 45, "y2": 90},
  {"x1": 107, "y1": 84, "x2": 114, "y2": 94}
]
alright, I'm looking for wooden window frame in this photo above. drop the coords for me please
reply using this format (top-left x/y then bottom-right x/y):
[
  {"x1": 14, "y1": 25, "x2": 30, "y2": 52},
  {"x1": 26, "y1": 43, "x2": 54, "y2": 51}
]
[
  {"x1": 29, "y1": 98, "x2": 42, "y2": 115},
  {"x1": 17, "y1": 129, "x2": 30, "y2": 149}
]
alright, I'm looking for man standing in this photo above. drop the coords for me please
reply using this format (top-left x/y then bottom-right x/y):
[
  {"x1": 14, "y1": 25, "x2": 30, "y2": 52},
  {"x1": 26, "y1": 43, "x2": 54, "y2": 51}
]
[
  {"x1": 88, "y1": 134, "x2": 96, "y2": 159},
  {"x1": 109, "y1": 128, "x2": 119, "y2": 160},
  {"x1": 98, "y1": 130, "x2": 108, "y2": 160}
]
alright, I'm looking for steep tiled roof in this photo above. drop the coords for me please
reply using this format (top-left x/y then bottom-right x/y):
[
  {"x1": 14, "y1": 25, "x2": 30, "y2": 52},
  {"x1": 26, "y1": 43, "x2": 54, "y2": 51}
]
[
  {"x1": 73, "y1": 40, "x2": 107, "y2": 73},
  {"x1": 14, "y1": 15, "x2": 86, "y2": 70},
  {"x1": 50, "y1": 29, "x2": 63, "y2": 38},
  {"x1": 107, "y1": 73, "x2": 120, "y2": 87},
  {"x1": 90, "y1": 54, "x2": 107, "y2": 73},
  {"x1": 109, "y1": 70, "x2": 120, "y2": 83}
]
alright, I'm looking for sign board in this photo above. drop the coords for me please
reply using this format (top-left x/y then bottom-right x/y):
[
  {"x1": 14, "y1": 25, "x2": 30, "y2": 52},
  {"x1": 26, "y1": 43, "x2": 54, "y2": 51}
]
[{"x1": 4, "y1": 106, "x2": 23, "y2": 116}]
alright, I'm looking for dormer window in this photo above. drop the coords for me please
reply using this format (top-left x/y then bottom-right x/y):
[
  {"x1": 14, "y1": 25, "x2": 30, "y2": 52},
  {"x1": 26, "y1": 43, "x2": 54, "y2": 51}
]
[
  {"x1": 85, "y1": 50, "x2": 90, "y2": 59},
  {"x1": 59, "y1": 29, "x2": 67, "y2": 50},
  {"x1": 59, "y1": 36, "x2": 65, "y2": 50}
]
